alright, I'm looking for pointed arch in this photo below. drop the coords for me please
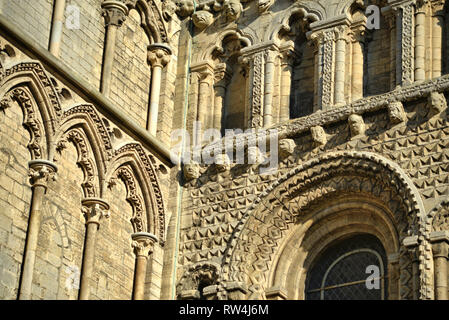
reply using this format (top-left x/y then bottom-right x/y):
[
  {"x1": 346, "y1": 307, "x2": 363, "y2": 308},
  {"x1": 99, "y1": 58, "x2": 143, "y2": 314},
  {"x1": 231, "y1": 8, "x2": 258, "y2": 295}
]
[
  {"x1": 53, "y1": 104, "x2": 114, "y2": 197},
  {"x1": 106, "y1": 143, "x2": 166, "y2": 245}
]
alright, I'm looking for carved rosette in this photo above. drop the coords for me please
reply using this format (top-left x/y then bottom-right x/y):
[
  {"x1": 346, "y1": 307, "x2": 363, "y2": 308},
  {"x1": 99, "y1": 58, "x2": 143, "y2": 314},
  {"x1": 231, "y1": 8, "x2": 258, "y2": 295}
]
[
  {"x1": 147, "y1": 43, "x2": 172, "y2": 68},
  {"x1": 81, "y1": 198, "x2": 110, "y2": 226},
  {"x1": 102, "y1": 0, "x2": 129, "y2": 27},
  {"x1": 28, "y1": 160, "x2": 58, "y2": 189},
  {"x1": 131, "y1": 232, "x2": 157, "y2": 258}
]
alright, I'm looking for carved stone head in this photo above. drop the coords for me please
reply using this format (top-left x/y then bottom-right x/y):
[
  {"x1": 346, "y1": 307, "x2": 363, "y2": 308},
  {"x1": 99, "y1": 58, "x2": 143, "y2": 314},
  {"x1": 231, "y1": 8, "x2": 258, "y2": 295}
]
[
  {"x1": 388, "y1": 101, "x2": 406, "y2": 124},
  {"x1": 429, "y1": 92, "x2": 447, "y2": 115},
  {"x1": 223, "y1": 0, "x2": 243, "y2": 21},
  {"x1": 348, "y1": 114, "x2": 365, "y2": 137},
  {"x1": 177, "y1": 0, "x2": 195, "y2": 17},
  {"x1": 214, "y1": 153, "x2": 231, "y2": 172},
  {"x1": 162, "y1": 0, "x2": 177, "y2": 21},
  {"x1": 278, "y1": 139, "x2": 295, "y2": 158},
  {"x1": 257, "y1": 0, "x2": 273, "y2": 13},
  {"x1": 192, "y1": 10, "x2": 214, "y2": 29},
  {"x1": 310, "y1": 126, "x2": 327, "y2": 147},
  {"x1": 183, "y1": 161, "x2": 200, "y2": 180},
  {"x1": 248, "y1": 146, "x2": 264, "y2": 164}
]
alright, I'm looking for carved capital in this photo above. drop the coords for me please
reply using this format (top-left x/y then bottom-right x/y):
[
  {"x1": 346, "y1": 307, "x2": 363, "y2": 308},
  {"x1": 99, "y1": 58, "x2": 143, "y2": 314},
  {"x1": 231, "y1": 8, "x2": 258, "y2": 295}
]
[
  {"x1": 131, "y1": 232, "x2": 157, "y2": 257},
  {"x1": 431, "y1": 0, "x2": 445, "y2": 15},
  {"x1": 81, "y1": 198, "x2": 110, "y2": 226},
  {"x1": 147, "y1": 44, "x2": 172, "y2": 68},
  {"x1": 214, "y1": 63, "x2": 231, "y2": 86},
  {"x1": 101, "y1": 1, "x2": 129, "y2": 27},
  {"x1": 28, "y1": 160, "x2": 58, "y2": 189}
]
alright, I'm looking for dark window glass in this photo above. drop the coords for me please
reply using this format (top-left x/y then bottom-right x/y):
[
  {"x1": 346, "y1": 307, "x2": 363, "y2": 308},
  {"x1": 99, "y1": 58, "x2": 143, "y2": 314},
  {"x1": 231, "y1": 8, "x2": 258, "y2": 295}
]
[{"x1": 306, "y1": 234, "x2": 388, "y2": 300}]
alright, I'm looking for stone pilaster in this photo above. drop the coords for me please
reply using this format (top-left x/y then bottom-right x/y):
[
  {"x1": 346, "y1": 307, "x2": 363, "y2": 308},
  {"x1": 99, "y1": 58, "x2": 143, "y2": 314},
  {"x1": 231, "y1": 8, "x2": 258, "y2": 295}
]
[
  {"x1": 131, "y1": 232, "x2": 157, "y2": 300},
  {"x1": 100, "y1": 1, "x2": 129, "y2": 96},
  {"x1": 147, "y1": 43, "x2": 172, "y2": 136},
  {"x1": 79, "y1": 198, "x2": 110, "y2": 300},
  {"x1": 19, "y1": 160, "x2": 58, "y2": 300},
  {"x1": 430, "y1": 231, "x2": 449, "y2": 300},
  {"x1": 213, "y1": 63, "x2": 231, "y2": 133},
  {"x1": 431, "y1": 0, "x2": 445, "y2": 78}
]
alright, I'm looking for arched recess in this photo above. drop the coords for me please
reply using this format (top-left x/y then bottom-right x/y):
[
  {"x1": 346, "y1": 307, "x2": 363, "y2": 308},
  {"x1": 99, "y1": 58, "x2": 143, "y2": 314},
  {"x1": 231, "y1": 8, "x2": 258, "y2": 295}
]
[
  {"x1": 199, "y1": 29, "x2": 252, "y2": 132},
  {"x1": 129, "y1": 0, "x2": 169, "y2": 45},
  {"x1": 105, "y1": 143, "x2": 166, "y2": 244},
  {"x1": 270, "y1": 197, "x2": 399, "y2": 300},
  {"x1": 0, "y1": 61, "x2": 64, "y2": 158},
  {"x1": 221, "y1": 151, "x2": 432, "y2": 300},
  {"x1": 52, "y1": 104, "x2": 114, "y2": 198},
  {"x1": 272, "y1": 6, "x2": 318, "y2": 120}
]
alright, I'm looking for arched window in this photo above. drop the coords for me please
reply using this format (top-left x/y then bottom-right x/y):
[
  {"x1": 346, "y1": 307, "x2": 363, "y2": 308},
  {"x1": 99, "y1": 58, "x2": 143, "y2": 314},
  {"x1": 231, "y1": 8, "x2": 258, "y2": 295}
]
[{"x1": 305, "y1": 234, "x2": 388, "y2": 300}]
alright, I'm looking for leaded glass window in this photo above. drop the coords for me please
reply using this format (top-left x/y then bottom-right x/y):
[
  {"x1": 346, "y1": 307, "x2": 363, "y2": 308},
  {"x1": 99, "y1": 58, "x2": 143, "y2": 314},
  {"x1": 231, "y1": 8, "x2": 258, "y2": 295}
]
[{"x1": 305, "y1": 234, "x2": 388, "y2": 300}]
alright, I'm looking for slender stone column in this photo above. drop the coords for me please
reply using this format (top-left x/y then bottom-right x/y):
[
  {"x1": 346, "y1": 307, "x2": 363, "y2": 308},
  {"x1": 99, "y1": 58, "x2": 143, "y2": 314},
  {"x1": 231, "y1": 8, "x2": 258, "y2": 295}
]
[
  {"x1": 197, "y1": 70, "x2": 214, "y2": 130},
  {"x1": 263, "y1": 49, "x2": 277, "y2": 127},
  {"x1": 431, "y1": 0, "x2": 444, "y2": 78},
  {"x1": 100, "y1": 1, "x2": 128, "y2": 96},
  {"x1": 18, "y1": 160, "x2": 58, "y2": 300},
  {"x1": 409, "y1": 247, "x2": 420, "y2": 300},
  {"x1": 430, "y1": 231, "x2": 449, "y2": 300},
  {"x1": 334, "y1": 26, "x2": 348, "y2": 106},
  {"x1": 147, "y1": 44, "x2": 171, "y2": 136},
  {"x1": 415, "y1": 4, "x2": 426, "y2": 82},
  {"x1": 350, "y1": 26, "x2": 366, "y2": 101},
  {"x1": 131, "y1": 232, "x2": 157, "y2": 300},
  {"x1": 48, "y1": 0, "x2": 66, "y2": 57},
  {"x1": 79, "y1": 198, "x2": 110, "y2": 300},
  {"x1": 279, "y1": 49, "x2": 293, "y2": 122},
  {"x1": 213, "y1": 64, "x2": 230, "y2": 133}
]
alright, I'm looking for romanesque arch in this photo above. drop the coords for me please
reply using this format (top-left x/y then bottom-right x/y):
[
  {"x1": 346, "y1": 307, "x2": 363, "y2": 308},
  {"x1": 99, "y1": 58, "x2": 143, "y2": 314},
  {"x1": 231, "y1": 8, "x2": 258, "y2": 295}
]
[{"x1": 221, "y1": 151, "x2": 432, "y2": 300}]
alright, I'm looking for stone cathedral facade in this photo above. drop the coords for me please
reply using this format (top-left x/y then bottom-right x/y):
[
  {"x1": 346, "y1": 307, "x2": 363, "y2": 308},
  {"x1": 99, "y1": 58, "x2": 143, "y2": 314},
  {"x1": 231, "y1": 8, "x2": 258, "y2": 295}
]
[{"x1": 1, "y1": 0, "x2": 449, "y2": 301}]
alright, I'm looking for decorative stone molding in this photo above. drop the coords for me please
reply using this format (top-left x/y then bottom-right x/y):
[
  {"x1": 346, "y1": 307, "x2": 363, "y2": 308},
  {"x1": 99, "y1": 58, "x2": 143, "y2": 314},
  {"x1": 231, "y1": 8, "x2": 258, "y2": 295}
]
[
  {"x1": 391, "y1": 1, "x2": 415, "y2": 86},
  {"x1": 131, "y1": 232, "x2": 157, "y2": 257},
  {"x1": 81, "y1": 198, "x2": 110, "y2": 226},
  {"x1": 117, "y1": 166, "x2": 146, "y2": 232},
  {"x1": 7, "y1": 88, "x2": 45, "y2": 159},
  {"x1": 177, "y1": 262, "x2": 220, "y2": 299},
  {"x1": 101, "y1": 1, "x2": 129, "y2": 27}
]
